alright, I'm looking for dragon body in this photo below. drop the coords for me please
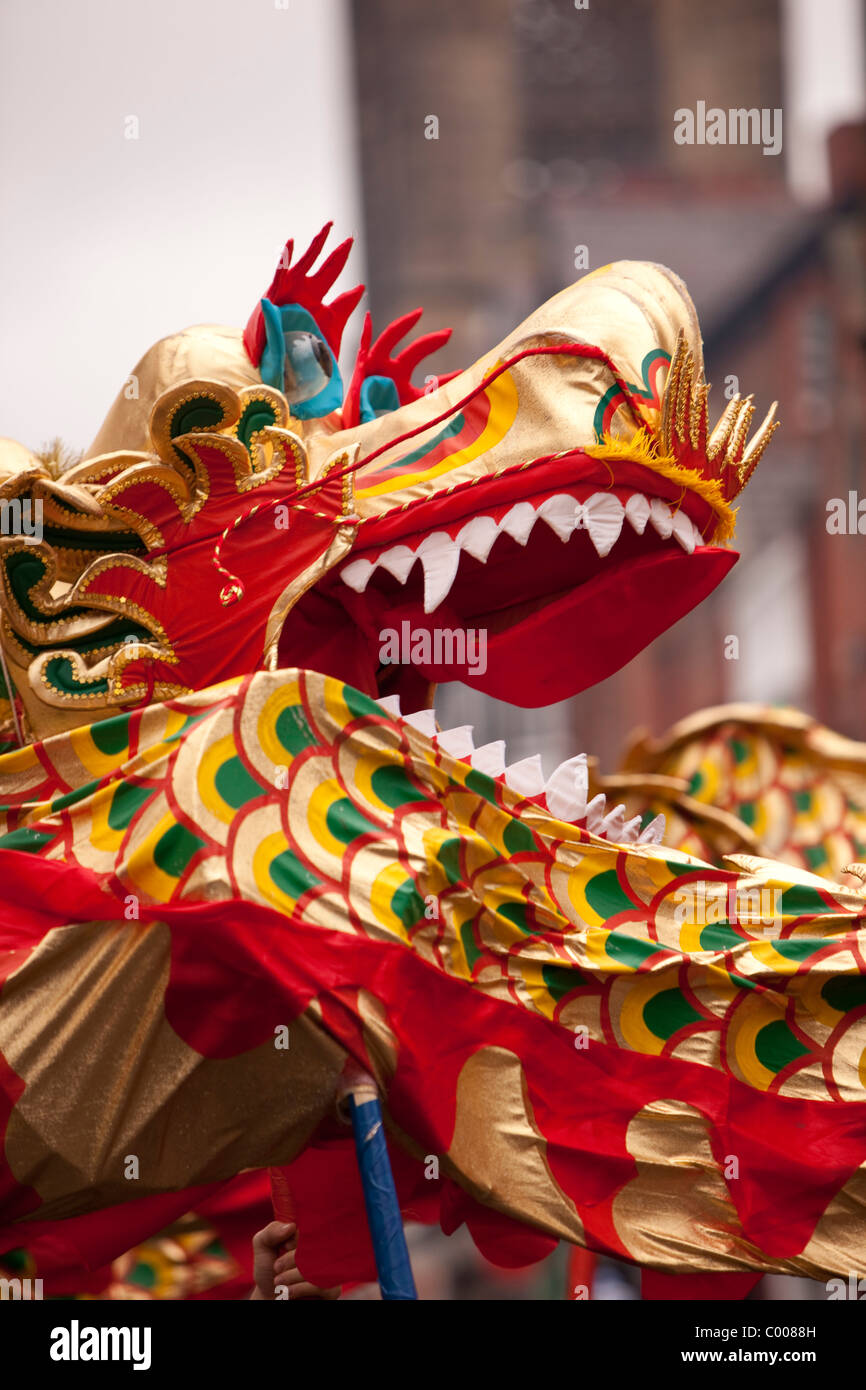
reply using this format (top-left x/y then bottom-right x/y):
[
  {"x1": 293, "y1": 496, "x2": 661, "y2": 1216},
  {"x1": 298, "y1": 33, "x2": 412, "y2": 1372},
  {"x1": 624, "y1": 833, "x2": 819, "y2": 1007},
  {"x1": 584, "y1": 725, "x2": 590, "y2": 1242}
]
[{"x1": 1, "y1": 228, "x2": 864, "y2": 1297}]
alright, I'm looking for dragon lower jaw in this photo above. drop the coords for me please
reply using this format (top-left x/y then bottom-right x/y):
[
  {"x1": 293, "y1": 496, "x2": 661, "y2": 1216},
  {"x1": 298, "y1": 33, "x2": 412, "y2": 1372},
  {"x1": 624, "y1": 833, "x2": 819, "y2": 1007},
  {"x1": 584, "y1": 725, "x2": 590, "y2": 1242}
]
[{"x1": 446, "y1": 542, "x2": 737, "y2": 706}]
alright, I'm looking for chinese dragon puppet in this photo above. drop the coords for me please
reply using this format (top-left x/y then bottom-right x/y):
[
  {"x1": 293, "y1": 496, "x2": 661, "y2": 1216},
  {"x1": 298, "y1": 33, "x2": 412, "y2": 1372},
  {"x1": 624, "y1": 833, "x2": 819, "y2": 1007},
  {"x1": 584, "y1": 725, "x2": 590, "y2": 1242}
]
[{"x1": 1, "y1": 225, "x2": 865, "y2": 1302}]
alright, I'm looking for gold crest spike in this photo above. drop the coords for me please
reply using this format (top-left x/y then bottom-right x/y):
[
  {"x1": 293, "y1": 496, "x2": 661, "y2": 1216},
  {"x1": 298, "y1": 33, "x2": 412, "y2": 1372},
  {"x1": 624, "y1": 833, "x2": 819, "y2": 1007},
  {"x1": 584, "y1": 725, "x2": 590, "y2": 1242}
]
[
  {"x1": 706, "y1": 394, "x2": 742, "y2": 463},
  {"x1": 734, "y1": 400, "x2": 779, "y2": 493},
  {"x1": 689, "y1": 379, "x2": 709, "y2": 453},
  {"x1": 727, "y1": 395, "x2": 756, "y2": 466},
  {"x1": 659, "y1": 329, "x2": 708, "y2": 458},
  {"x1": 674, "y1": 345, "x2": 693, "y2": 444},
  {"x1": 658, "y1": 330, "x2": 684, "y2": 452},
  {"x1": 657, "y1": 328, "x2": 779, "y2": 504}
]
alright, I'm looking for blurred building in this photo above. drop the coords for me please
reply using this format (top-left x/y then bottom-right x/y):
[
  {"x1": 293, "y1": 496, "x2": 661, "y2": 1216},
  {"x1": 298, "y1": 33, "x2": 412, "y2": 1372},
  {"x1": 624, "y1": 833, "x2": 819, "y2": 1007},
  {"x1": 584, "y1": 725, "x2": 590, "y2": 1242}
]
[{"x1": 350, "y1": 0, "x2": 866, "y2": 770}]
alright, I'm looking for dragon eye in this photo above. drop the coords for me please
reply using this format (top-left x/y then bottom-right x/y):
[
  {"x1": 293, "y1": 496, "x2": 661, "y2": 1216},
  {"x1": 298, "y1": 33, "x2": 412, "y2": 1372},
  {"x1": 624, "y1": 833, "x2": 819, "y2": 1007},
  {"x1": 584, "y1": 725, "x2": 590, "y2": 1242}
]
[{"x1": 281, "y1": 330, "x2": 334, "y2": 404}]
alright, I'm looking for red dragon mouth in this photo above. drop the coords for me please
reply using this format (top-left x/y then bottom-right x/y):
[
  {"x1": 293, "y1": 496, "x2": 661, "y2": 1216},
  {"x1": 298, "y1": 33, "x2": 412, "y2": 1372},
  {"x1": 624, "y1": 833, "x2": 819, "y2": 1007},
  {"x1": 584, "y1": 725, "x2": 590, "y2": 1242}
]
[{"x1": 278, "y1": 453, "x2": 735, "y2": 708}]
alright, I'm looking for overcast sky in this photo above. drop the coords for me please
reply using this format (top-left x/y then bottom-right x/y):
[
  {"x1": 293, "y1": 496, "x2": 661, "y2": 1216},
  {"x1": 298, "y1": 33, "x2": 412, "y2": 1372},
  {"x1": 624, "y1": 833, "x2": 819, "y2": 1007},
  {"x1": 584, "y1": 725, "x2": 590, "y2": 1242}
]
[
  {"x1": 4, "y1": 0, "x2": 866, "y2": 455},
  {"x1": 0, "y1": 0, "x2": 362, "y2": 452}
]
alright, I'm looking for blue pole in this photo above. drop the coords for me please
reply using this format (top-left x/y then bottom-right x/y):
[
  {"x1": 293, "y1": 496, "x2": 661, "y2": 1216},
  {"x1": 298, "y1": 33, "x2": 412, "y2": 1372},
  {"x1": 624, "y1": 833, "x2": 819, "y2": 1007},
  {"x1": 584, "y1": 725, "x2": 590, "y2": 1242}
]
[{"x1": 345, "y1": 1077, "x2": 417, "y2": 1300}]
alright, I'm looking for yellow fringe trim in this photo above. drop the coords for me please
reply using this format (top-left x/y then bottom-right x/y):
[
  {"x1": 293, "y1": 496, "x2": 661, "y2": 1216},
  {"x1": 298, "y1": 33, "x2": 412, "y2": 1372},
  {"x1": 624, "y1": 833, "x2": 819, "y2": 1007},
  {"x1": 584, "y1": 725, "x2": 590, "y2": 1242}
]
[{"x1": 586, "y1": 428, "x2": 737, "y2": 545}]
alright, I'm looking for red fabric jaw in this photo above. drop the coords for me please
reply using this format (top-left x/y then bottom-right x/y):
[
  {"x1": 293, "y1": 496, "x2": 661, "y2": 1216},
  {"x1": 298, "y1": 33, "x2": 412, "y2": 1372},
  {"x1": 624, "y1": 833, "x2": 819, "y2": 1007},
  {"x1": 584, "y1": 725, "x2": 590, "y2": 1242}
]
[
  {"x1": 286, "y1": 449, "x2": 736, "y2": 708},
  {"x1": 305, "y1": 512, "x2": 738, "y2": 709},
  {"x1": 339, "y1": 545, "x2": 737, "y2": 707},
  {"x1": 457, "y1": 546, "x2": 739, "y2": 706}
]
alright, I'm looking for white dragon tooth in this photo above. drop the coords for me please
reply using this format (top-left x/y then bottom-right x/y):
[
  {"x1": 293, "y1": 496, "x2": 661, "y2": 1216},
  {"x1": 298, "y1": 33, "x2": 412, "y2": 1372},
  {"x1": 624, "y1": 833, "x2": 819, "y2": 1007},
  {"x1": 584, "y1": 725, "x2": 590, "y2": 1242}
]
[
  {"x1": 637, "y1": 813, "x2": 666, "y2": 845},
  {"x1": 538, "y1": 494, "x2": 583, "y2": 542},
  {"x1": 436, "y1": 725, "x2": 475, "y2": 759},
  {"x1": 404, "y1": 709, "x2": 437, "y2": 738},
  {"x1": 456, "y1": 515, "x2": 500, "y2": 563},
  {"x1": 471, "y1": 740, "x2": 506, "y2": 777},
  {"x1": 586, "y1": 793, "x2": 608, "y2": 833},
  {"x1": 378, "y1": 694, "x2": 403, "y2": 717},
  {"x1": 584, "y1": 493, "x2": 625, "y2": 557},
  {"x1": 649, "y1": 498, "x2": 674, "y2": 539},
  {"x1": 504, "y1": 754, "x2": 546, "y2": 797},
  {"x1": 600, "y1": 803, "x2": 627, "y2": 839},
  {"x1": 499, "y1": 502, "x2": 537, "y2": 546},
  {"x1": 620, "y1": 815, "x2": 643, "y2": 844},
  {"x1": 378, "y1": 544, "x2": 419, "y2": 583},
  {"x1": 625, "y1": 493, "x2": 650, "y2": 535},
  {"x1": 671, "y1": 510, "x2": 698, "y2": 554},
  {"x1": 544, "y1": 753, "x2": 588, "y2": 822},
  {"x1": 418, "y1": 532, "x2": 461, "y2": 613},
  {"x1": 339, "y1": 558, "x2": 375, "y2": 592}
]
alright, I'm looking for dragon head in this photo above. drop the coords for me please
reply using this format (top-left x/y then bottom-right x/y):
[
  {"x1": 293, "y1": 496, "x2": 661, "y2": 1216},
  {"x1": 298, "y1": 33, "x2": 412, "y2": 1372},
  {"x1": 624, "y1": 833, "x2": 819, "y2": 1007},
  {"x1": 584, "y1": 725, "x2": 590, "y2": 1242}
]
[{"x1": 0, "y1": 226, "x2": 777, "y2": 742}]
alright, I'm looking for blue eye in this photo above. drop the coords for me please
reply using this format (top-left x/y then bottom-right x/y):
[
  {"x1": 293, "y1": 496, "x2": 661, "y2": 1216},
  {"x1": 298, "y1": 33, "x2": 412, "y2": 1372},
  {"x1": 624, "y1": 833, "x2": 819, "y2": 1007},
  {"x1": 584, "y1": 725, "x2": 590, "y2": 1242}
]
[
  {"x1": 282, "y1": 330, "x2": 333, "y2": 404},
  {"x1": 258, "y1": 298, "x2": 344, "y2": 418}
]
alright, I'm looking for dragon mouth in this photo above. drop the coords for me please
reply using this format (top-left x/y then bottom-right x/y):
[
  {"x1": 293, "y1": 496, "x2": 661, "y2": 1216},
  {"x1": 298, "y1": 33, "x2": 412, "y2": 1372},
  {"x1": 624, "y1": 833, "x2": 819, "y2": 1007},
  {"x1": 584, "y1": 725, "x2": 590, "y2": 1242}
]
[{"x1": 280, "y1": 460, "x2": 737, "y2": 709}]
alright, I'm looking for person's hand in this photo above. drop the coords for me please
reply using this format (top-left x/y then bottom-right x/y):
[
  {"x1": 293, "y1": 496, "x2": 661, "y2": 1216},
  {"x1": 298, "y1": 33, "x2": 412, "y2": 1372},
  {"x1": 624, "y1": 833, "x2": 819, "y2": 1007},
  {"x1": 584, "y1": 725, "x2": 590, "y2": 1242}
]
[{"x1": 249, "y1": 1221, "x2": 341, "y2": 1300}]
